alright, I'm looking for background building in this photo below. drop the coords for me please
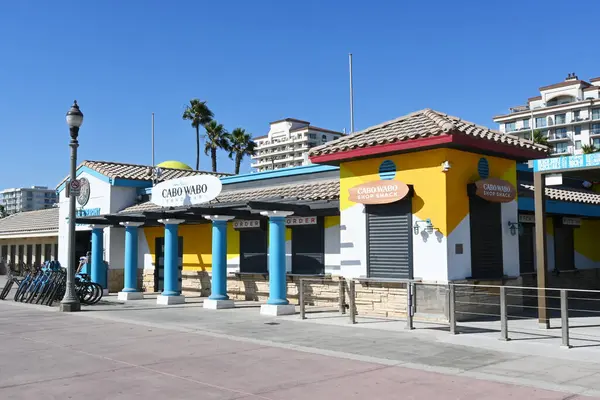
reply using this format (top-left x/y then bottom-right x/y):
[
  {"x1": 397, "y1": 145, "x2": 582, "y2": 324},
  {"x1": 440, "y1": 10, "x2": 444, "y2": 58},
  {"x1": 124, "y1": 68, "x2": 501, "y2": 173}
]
[
  {"x1": 0, "y1": 186, "x2": 57, "y2": 215},
  {"x1": 493, "y1": 73, "x2": 600, "y2": 156},
  {"x1": 251, "y1": 118, "x2": 343, "y2": 172}
]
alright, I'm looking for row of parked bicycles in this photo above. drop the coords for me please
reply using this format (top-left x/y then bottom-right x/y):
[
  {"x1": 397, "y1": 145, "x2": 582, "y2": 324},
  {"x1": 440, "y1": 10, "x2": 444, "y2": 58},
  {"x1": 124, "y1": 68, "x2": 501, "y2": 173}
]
[{"x1": 0, "y1": 261, "x2": 104, "y2": 306}]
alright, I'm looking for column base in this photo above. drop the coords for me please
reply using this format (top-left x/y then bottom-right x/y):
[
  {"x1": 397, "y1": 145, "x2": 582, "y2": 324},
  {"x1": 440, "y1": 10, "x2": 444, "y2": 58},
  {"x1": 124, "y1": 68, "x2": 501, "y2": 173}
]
[
  {"x1": 60, "y1": 302, "x2": 81, "y2": 312},
  {"x1": 260, "y1": 304, "x2": 296, "y2": 316},
  {"x1": 204, "y1": 299, "x2": 235, "y2": 310},
  {"x1": 157, "y1": 295, "x2": 185, "y2": 305},
  {"x1": 539, "y1": 322, "x2": 550, "y2": 329},
  {"x1": 118, "y1": 291, "x2": 144, "y2": 301},
  {"x1": 103, "y1": 289, "x2": 109, "y2": 296}
]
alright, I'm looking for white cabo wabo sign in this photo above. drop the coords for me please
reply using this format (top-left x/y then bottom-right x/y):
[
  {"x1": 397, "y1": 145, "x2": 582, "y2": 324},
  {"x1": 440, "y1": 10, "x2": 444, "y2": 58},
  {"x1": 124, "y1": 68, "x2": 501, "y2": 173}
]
[{"x1": 151, "y1": 175, "x2": 223, "y2": 207}]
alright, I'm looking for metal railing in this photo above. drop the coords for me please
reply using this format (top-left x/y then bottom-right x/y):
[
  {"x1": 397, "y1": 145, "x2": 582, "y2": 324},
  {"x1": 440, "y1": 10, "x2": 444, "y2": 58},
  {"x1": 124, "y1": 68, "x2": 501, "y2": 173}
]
[{"x1": 297, "y1": 279, "x2": 600, "y2": 349}]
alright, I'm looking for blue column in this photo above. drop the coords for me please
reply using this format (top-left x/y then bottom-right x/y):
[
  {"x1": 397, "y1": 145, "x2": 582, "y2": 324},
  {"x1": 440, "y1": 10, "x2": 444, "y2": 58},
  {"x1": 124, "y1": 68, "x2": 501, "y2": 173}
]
[
  {"x1": 267, "y1": 216, "x2": 288, "y2": 305},
  {"x1": 209, "y1": 219, "x2": 229, "y2": 300},
  {"x1": 122, "y1": 224, "x2": 140, "y2": 292},
  {"x1": 163, "y1": 223, "x2": 180, "y2": 296},
  {"x1": 91, "y1": 227, "x2": 107, "y2": 289}
]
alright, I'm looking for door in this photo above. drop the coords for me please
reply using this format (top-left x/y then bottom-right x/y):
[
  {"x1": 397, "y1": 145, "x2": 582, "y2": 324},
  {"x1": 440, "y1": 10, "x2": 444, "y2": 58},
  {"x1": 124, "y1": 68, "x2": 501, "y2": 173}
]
[
  {"x1": 26, "y1": 245, "x2": 33, "y2": 266},
  {"x1": 366, "y1": 200, "x2": 413, "y2": 279},
  {"x1": 291, "y1": 218, "x2": 325, "y2": 275},
  {"x1": 554, "y1": 225, "x2": 575, "y2": 271},
  {"x1": 469, "y1": 196, "x2": 503, "y2": 279},
  {"x1": 34, "y1": 244, "x2": 42, "y2": 267},
  {"x1": 0, "y1": 245, "x2": 7, "y2": 263},
  {"x1": 239, "y1": 229, "x2": 268, "y2": 273},
  {"x1": 9, "y1": 245, "x2": 15, "y2": 265},
  {"x1": 18, "y1": 245, "x2": 24, "y2": 265},
  {"x1": 44, "y1": 244, "x2": 52, "y2": 264},
  {"x1": 519, "y1": 223, "x2": 535, "y2": 274},
  {"x1": 154, "y1": 237, "x2": 184, "y2": 292},
  {"x1": 54, "y1": 244, "x2": 58, "y2": 261}
]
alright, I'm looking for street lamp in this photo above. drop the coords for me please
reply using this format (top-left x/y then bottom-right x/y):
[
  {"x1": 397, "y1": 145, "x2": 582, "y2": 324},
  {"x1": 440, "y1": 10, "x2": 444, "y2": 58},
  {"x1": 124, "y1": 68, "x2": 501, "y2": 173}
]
[{"x1": 61, "y1": 100, "x2": 83, "y2": 312}]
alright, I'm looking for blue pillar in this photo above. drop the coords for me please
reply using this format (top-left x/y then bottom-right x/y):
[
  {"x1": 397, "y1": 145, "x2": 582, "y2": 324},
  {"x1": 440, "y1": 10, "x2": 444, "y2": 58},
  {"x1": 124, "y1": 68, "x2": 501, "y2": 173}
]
[
  {"x1": 122, "y1": 223, "x2": 141, "y2": 292},
  {"x1": 91, "y1": 227, "x2": 107, "y2": 289},
  {"x1": 267, "y1": 216, "x2": 288, "y2": 305},
  {"x1": 163, "y1": 222, "x2": 180, "y2": 296},
  {"x1": 209, "y1": 219, "x2": 229, "y2": 300}
]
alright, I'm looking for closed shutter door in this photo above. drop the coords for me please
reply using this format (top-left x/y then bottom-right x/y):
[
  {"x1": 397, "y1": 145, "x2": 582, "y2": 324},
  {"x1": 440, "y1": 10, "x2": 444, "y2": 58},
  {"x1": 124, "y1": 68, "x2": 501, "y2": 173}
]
[
  {"x1": 519, "y1": 224, "x2": 535, "y2": 274},
  {"x1": 469, "y1": 196, "x2": 503, "y2": 279},
  {"x1": 291, "y1": 218, "x2": 324, "y2": 275},
  {"x1": 240, "y1": 229, "x2": 268, "y2": 273},
  {"x1": 366, "y1": 200, "x2": 413, "y2": 279},
  {"x1": 555, "y1": 226, "x2": 574, "y2": 271}
]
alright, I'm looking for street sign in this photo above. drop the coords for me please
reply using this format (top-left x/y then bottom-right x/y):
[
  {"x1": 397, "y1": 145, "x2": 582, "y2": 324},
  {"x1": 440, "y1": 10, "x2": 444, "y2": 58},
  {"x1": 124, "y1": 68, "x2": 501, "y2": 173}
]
[{"x1": 69, "y1": 179, "x2": 81, "y2": 196}]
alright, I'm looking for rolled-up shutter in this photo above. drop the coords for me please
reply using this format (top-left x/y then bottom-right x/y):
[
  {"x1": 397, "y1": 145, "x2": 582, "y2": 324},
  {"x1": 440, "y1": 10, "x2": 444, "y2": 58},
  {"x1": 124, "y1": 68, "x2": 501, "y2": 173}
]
[
  {"x1": 240, "y1": 229, "x2": 268, "y2": 273},
  {"x1": 366, "y1": 200, "x2": 413, "y2": 279},
  {"x1": 469, "y1": 196, "x2": 503, "y2": 279}
]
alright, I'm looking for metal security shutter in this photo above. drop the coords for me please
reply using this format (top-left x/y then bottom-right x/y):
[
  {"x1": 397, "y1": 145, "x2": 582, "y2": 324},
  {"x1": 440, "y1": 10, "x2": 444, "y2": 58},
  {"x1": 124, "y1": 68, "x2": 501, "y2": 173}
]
[
  {"x1": 555, "y1": 226, "x2": 574, "y2": 271},
  {"x1": 366, "y1": 200, "x2": 413, "y2": 279},
  {"x1": 519, "y1": 223, "x2": 535, "y2": 274},
  {"x1": 240, "y1": 229, "x2": 268, "y2": 273},
  {"x1": 291, "y1": 218, "x2": 325, "y2": 275},
  {"x1": 469, "y1": 196, "x2": 503, "y2": 279}
]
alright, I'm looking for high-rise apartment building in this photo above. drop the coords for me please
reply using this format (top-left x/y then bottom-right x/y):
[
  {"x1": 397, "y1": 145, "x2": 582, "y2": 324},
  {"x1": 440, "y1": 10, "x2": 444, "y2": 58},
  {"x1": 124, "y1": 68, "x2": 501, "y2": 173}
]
[
  {"x1": 493, "y1": 73, "x2": 600, "y2": 156},
  {"x1": 0, "y1": 186, "x2": 57, "y2": 215},
  {"x1": 251, "y1": 118, "x2": 343, "y2": 172}
]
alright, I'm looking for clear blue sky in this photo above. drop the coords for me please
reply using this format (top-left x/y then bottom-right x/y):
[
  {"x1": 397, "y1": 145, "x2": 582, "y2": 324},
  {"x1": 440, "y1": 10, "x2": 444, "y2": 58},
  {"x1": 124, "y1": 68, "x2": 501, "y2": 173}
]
[{"x1": 1, "y1": 0, "x2": 599, "y2": 188}]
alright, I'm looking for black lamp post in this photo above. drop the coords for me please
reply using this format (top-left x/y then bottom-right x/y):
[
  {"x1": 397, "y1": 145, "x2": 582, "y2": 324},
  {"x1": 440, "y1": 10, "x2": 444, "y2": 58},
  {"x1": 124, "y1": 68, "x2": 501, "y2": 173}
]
[{"x1": 60, "y1": 100, "x2": 83, "y2": 312}]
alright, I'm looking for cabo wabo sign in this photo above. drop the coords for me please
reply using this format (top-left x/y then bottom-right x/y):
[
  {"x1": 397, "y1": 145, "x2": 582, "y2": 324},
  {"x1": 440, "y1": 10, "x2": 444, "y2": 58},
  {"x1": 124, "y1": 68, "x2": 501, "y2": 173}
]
[
  {"x1": 474, "y1": 178, "x2": 516, "y2": 203},
  {"x1": 348, "y1": 180, "x2": 410, "y2": 205},
  {"x1": 151, "y1": 175, "x2": 222, "y2": 207}
]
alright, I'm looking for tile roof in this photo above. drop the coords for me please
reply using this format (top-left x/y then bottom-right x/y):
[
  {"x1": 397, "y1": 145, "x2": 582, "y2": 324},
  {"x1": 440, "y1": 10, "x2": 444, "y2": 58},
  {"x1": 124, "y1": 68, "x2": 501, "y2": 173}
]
[
  {"x1": 0, "y1": 208, "x2": 59, "y2": 236},
  {"x1": 519, "y1": 184, "x2": 600, "y2": 205},
  {"x1": 57, "y1": 160, "x2": 231, "y2": 189},
  {"x1": 309, "y1": 109, "x2": 548, "y2": 158},
  {"x1": 119, "y1": 178, "x2": 340, "y2": 214}
]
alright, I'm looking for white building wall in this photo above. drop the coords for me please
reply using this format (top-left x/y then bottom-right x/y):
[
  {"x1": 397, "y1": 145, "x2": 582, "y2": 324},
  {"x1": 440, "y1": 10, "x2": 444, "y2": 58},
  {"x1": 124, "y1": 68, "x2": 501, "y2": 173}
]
[
  {"x1": 501, "y1": 201, "x2": 520, "y2": 277},
  {"x1": 339, "y1": 204, "x2": 367, "y2": 278},
  {"x1": 446, "y1": 215, "x2": 471, "y2": 280}
]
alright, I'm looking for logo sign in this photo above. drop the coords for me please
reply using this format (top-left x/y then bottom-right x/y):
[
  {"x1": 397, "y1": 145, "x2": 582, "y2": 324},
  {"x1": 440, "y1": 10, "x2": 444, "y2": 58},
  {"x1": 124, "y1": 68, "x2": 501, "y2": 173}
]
[
  {"x1": 474, "y1": 178, "x2": 516, "y2": 203},
  {"x1": 233, "y1": 219, "x2": 261, "y2": 230},
  {"x1": 562, "y1": 217, "x2": 581, "y2": 227},
  {"x1": 519, "y1": 214, "x2": 535, "y2": 224},
  {"x1": 348, "y1": 180, "x2": 410, "y2": 205},
  {"x1": 151, "y1": 175, "x2": 222, "y2": 207},
  {"x1": 286, "y1": 216, "x2": 317, "y2": 226},
  {"x1": 77, "y1": 177, "x2": 90, "y2": 207}
]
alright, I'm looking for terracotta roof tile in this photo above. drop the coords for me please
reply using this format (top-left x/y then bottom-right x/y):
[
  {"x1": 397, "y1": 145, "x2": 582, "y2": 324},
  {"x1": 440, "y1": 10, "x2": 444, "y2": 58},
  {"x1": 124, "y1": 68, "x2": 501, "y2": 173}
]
[
  {"x1": 57, "y1": 160, "x2": 231, "y2": 189},
  {"x1": 118, "y1": 179, "x2": 341, "y2": 214},
  {"x1": 0, "y1": 208, "x2": 58, "y2": 236},
  {"x1": 519, "y1": 184, "x2": 600, "y2": 204},
  {"x1": 309, "y1": 109, "x2": 548, "y2": 158}
]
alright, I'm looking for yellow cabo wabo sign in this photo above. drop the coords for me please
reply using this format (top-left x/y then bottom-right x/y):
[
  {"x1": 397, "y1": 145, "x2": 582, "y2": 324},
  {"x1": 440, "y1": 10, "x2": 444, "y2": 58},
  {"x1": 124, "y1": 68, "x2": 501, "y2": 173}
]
[
  {"x1": 348, "y1": 180, "x2": 410, "y2": 205},
  {"x1": 474, "y1": 177, "x2": 516, "y2": 203},
  {"x1": 151, "y1": 175, "x2": 223, "y2": 207}
]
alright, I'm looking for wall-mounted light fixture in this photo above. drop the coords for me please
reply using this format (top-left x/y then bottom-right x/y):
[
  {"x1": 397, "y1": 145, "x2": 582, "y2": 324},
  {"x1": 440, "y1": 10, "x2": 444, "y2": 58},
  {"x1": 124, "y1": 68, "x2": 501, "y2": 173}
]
[
  {"x1": 414, "y1": 219, "x2": 435, "y2": 235},
  {"x1": 441, "y1": 161, "x2": 451, "y2": 172},
  {"x1": 507, "y1": 221, "x2": 522, "y2": 236}
]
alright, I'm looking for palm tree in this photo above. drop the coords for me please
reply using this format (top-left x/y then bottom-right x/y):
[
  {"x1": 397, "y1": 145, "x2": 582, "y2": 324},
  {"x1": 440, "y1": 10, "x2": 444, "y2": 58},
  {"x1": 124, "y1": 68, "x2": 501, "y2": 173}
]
[
  {"x1": 204, "y1": 120, "x2": 229, "y2": 172},
  {"x1": 582, "y1": 144, "x2": 599, "y2": 154},
  {"x1": 226, "y1": 128, "x2": 256, "y2": 174},
  {"x1": 182, "y1": 99, "x2": 214, "y2": 170},
  {"x1": 532, "y1": 129, "x2": 549, "y2": 146}
]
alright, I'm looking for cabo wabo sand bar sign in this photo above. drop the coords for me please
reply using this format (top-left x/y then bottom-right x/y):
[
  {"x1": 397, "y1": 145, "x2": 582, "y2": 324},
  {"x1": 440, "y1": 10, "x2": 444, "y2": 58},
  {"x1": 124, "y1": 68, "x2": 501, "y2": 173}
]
[
  {"x1": 151, "y1": 175, "x2": 223, "y2": 207},
  {"x1": 474, "y1": 177, "x2": 516, "y2": 203},
  {"x1": 348, "y1": 180, "x2": 410, "y2": 205}
]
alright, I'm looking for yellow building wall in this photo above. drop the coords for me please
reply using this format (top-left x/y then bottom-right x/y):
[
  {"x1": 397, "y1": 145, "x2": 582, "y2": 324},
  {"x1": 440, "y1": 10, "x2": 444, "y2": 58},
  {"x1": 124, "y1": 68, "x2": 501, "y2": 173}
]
[
  {"x1": 143, "y1": 223, "x2": 240, "y2": 272},
  {"x1": 574, "y1": 219, "x2": 600, "y2": 263}
]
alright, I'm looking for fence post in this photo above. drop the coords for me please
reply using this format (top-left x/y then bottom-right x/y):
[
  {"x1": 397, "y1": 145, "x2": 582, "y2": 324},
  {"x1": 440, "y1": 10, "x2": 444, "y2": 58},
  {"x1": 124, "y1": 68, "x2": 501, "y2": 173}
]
[
  {"x1": 339, "y1": 279, "x2": 346, "y2": 315},
  {"x1": 449, "y1": 283, "x2": 457, "y2": 334},
  {"x1": 349, "y1": 280, "x2": 356, "y2": 324},
  {"x1": 560, "y1": 289, "x2": 571, "y2": 349},
  {"x1": 406, "y1": 282, "x2": 414, "y2": 330},
  {"x1": 299, "y1": 278, "x2": 305, "y2": 320},
  {"x1": 499, "y1": 286, "x2": 509, "y2": 341}
]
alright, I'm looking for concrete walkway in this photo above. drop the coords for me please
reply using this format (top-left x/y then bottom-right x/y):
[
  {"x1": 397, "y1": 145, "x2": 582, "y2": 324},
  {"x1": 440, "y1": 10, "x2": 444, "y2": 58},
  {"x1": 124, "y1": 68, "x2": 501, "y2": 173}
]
[{"x1": 1, "y1": 292, "x2": 600, "y2": 398}]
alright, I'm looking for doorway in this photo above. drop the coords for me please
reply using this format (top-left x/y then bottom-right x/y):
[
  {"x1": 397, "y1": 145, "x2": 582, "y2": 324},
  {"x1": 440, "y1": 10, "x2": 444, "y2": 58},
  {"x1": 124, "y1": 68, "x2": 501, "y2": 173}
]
[
  {"x1": 291, "y1": 218, "x2": 325, "y2": 275},
  {"x1": 154, "y1": 237, "x2": 183, "y2": 292}
]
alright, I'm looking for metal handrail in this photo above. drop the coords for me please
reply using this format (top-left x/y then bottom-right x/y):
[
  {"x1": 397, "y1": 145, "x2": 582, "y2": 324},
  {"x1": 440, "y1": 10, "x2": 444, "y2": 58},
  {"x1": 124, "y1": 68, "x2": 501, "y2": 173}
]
[{"x1": 298, "y1": 277, "x2": 346, "y2": 320}]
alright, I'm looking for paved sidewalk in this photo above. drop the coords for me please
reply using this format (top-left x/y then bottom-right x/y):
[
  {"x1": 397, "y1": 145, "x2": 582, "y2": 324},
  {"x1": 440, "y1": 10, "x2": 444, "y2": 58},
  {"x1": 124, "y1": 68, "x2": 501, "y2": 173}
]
[{"x1": 1, "y1": 289, "x2": 599, "y2": 398}]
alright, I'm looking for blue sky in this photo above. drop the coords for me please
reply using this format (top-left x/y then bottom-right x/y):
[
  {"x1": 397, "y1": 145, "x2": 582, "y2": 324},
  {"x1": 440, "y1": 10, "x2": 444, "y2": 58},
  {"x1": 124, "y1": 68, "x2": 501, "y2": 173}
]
[{"x1": 1, "y1": 0, "x2": 599, "y2": 188}]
